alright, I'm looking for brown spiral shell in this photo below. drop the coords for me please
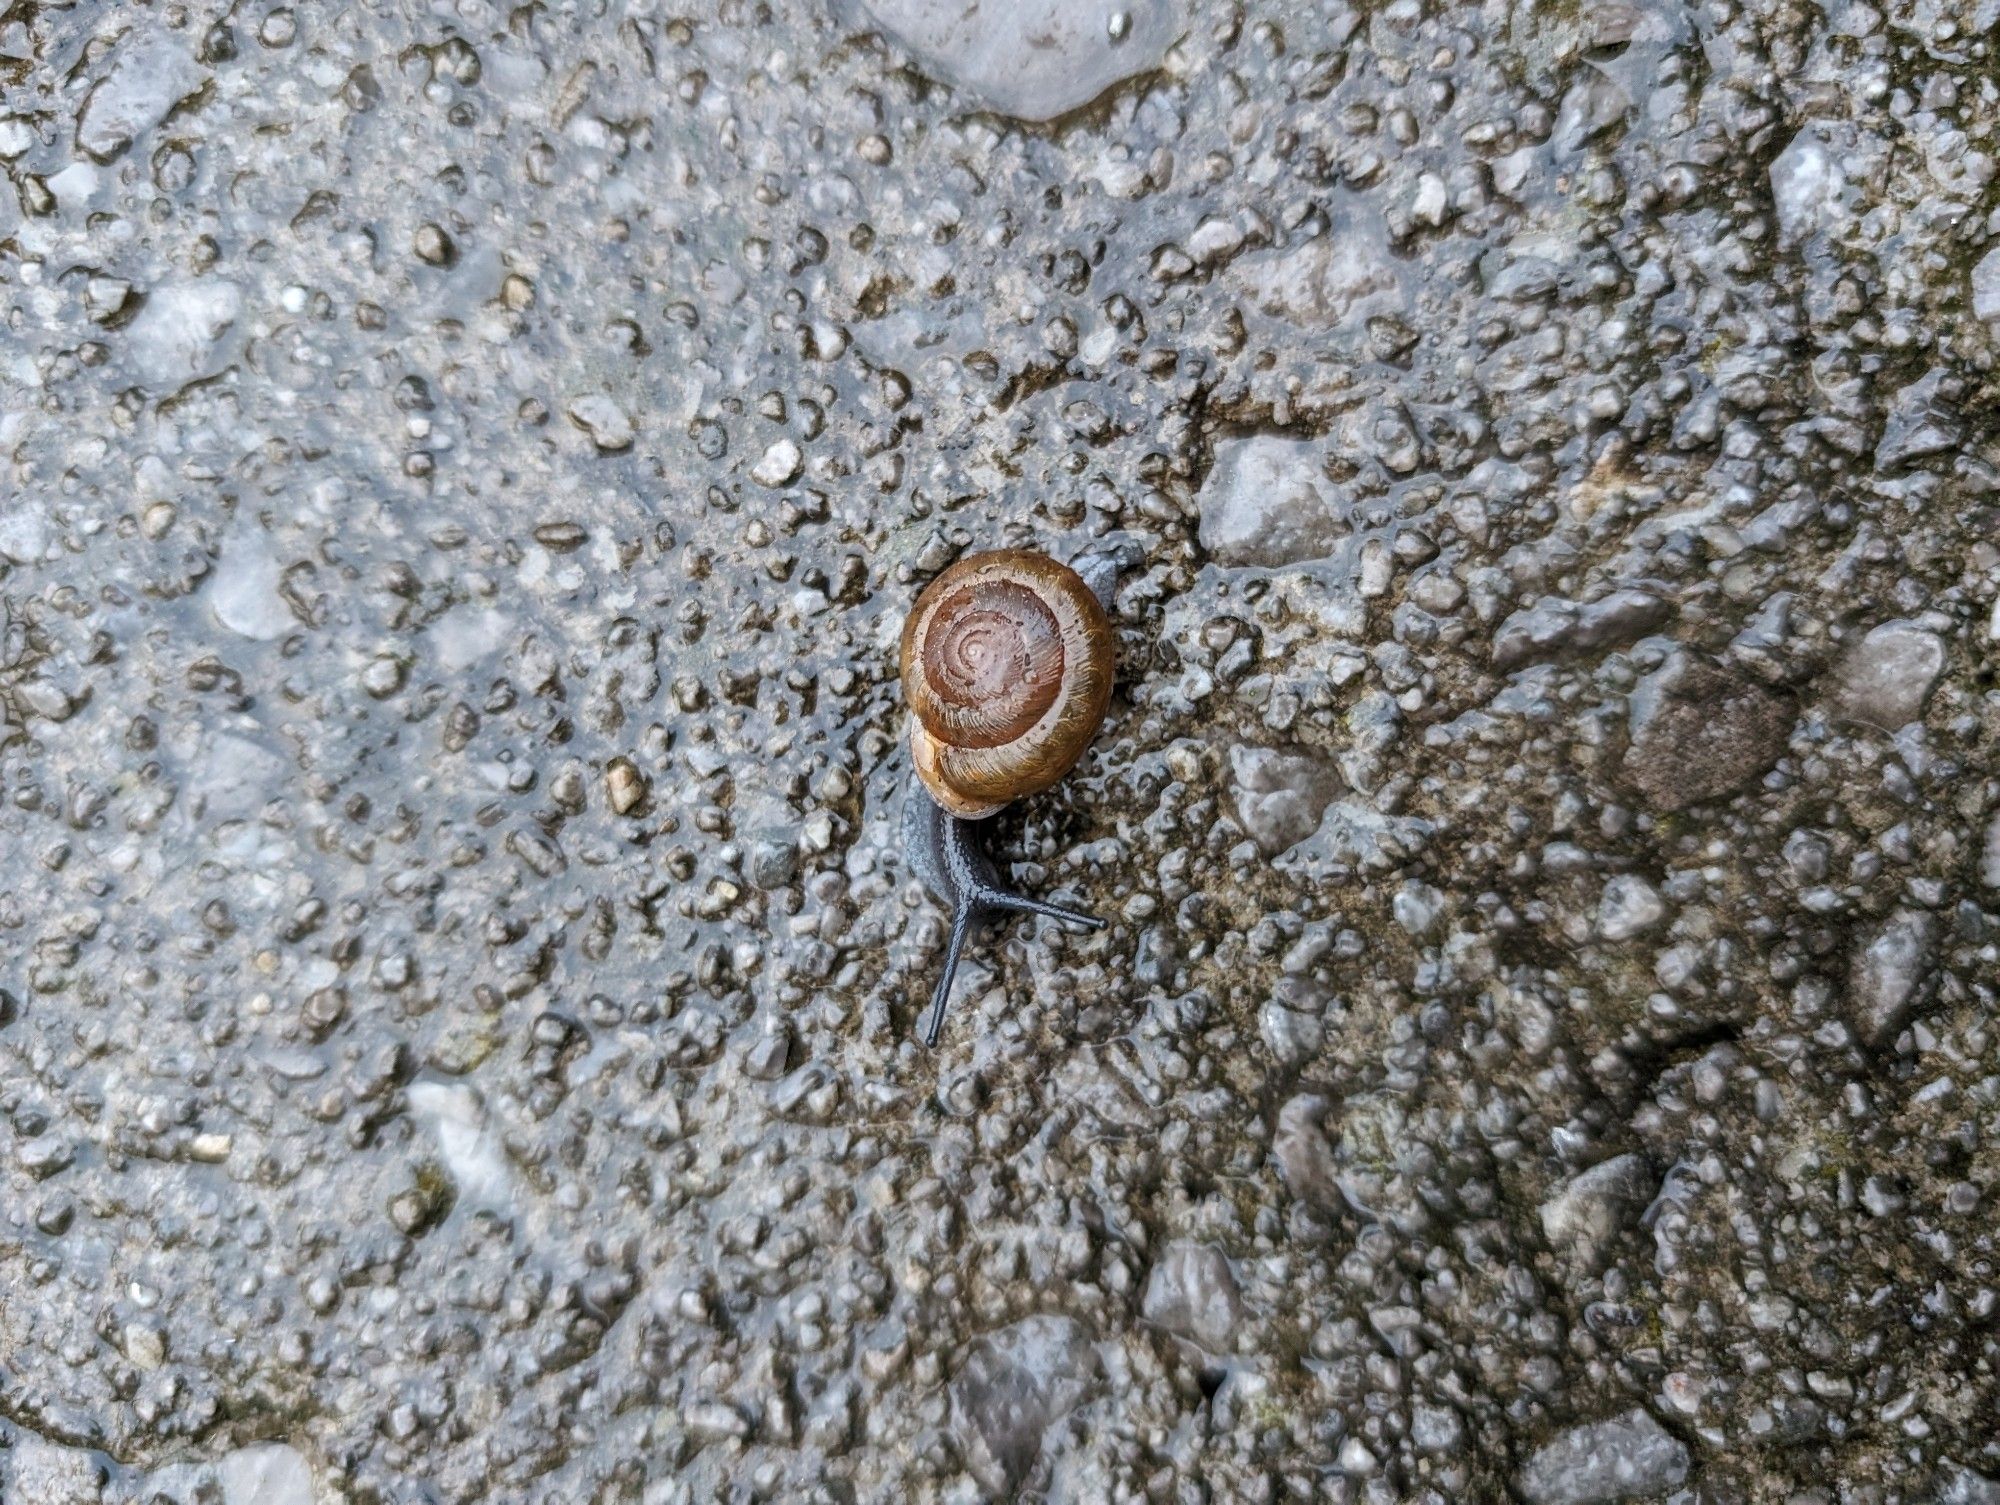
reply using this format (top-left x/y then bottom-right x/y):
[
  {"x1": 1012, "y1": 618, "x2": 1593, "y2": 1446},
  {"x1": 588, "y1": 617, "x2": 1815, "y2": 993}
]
[{"x1": 900, "y1": 550, "x2": 1115, "y2": 819}]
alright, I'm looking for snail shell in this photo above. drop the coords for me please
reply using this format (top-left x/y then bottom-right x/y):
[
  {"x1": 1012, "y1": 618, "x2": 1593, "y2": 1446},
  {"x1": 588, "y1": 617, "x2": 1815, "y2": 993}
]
[{"x1": 900, "y1": 550, "x2": 1115, "y2": 819}]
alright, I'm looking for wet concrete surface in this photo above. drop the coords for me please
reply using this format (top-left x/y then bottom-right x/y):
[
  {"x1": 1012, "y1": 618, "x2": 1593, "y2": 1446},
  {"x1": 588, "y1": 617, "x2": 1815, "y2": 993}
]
[{"x1": 3, "y1": 0, "x2": 2000, "y2": 1501}]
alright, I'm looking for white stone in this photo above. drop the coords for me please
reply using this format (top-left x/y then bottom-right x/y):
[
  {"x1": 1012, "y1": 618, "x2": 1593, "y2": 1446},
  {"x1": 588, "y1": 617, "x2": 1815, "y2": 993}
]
[
  {"x1": 218, "y1": 1444, "x2": 316, "y2": 1505},
  {"x1": 408, "y1": 1081, "x2": 515, "y2": 1212},
  {"x1": 209, "y1": 528, "x2": 292, "y2": 641},
  {"x1": 1412, "y1": 171, "x2": 1448, "y2": 226},
  {"x1": 1540, "y1": 1154, "x2": 1654, "y2": 1271},
  {"x1": 76, "y1": 30, "x2": 205, "y2": 161},
  {"x1": 1597, "y1": 874, "x2": 1667, "y2": 941},
  {"x1": 566, "y1": 394, "x2": 635, "y2": 452},
  {"x1": 1140, "y1": 1241, "x2": 1243, "y2": 1349},
  {"x1": 0, "y1": 502, "x2": 50, "y2": 564},
  {"x1": 1770, "y1": 123, "x2": 1848, "y2": 245},
  {"x1": 751, "y1": 438, "x2": 803, "y2": 487},
  {"x1": 433, "y1": 607, "x2": 512, "y2": 671},
  {"x1": 126, "y1": 279, "x2": 242, "y2": 386},
  {"x1": 1518, "y1": 1408, "x2": 1688, "y2": 1505},
  {"x1": 858, "y1": 0, "x2": 1185, "y2": 122}
]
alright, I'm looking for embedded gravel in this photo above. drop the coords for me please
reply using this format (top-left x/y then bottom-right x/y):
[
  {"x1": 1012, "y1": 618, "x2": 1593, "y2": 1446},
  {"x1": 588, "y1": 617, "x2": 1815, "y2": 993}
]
[{"x1": 4, "y1": 1, "x2": 2000, "y2": 1502}]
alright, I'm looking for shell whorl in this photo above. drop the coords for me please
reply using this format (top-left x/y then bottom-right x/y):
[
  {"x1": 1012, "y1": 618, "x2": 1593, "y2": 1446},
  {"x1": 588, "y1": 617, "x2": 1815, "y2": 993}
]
[{"x1": 901, "y1": 550, "x2": 1115, "y2": 819}]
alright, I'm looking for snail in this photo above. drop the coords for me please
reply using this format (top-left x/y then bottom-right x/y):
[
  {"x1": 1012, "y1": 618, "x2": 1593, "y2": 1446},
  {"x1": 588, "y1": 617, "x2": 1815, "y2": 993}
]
[{"x1": 899, "y1": 541, "x2": 1140, "y2": 1045}]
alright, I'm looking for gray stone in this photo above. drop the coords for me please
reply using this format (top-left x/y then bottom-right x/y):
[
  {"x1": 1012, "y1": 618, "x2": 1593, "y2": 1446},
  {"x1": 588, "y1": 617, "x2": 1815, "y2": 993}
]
[
  {"x1": 566, "y1": 395, "x2": 635, "y2": 452},
  {"x1": 2, "y1": 1436, "x2": 104, "y2": 1505},
  {"x1": 76, "y1": 29, "x2": 204, "y2": 161},
  {"x1": 1272, "y1": 1095, "x2": 1341, "y2": 1211},
  {"x1": 1622, "y1": 654, "x2": 1792, "y2": 812},
  {"x1": 209, "y1": 528, "x2": 294, "y2": 642},
  {"x1": 744, "y1": 1022, "x2": 792, "y2": 1081},
  {"x1": 217, "y1": 1444, "x2": 317, "y2": 1505},
  {"x1": 125, "y1": 279, "x2": 242, "y2": 387},
  {"x1": 951, "y1": 1316, "x2": 1099, "y2": 1494},
  {"x1": 1230, "y1": 205, "x2": 1404, "y2": 329},
  {"x1": 1829, "y1": 621, "x2": 1946, "y2": 730},
  {"x1": 1411, "y1": 1401, "x2": 1466, "y2": 1455},
  {"x1": 1540, "y1": 1155, "x2": 1654, "y2": 1272},
  {"x1": 1518, "y1": 1408, "x2": 1690, "y2": 1505},
  {"x1": 1494, "y1": 590, "x2": 1672, "y2": 670},
  {"x1": 1141, "y1": 1242, "x2": 1243, "y2": 1350},
  {"x1": 1983, "y1": 815, "x2": 2000, "y2": 890},
  {"x1": 1230, "y1": 744, "x2": 1341, "y2": 855},
  {"x1": 858, "y1": 0, "x2": 1185, "y2": 122},
  {"x1": 1197, "y1": 435, "x2": 1345, "y2": 568},
  {"x1": 1937, "y1": 1463, "x2": 2000, "y2": 1505},
  {"x1": 1259, "y1": 995, "x2": 1324, "y2": 1067},
  {"x1": 1876, "y1": 369, "x2": 1962, "y2": 469},
  {"x1": 1597, "y1": 876, "x2": 1667, "y2": 942},
  {"x1": 1850, "y1": 909, "x2": 1939, "y2": 1047},
  {"x1": 1975, "y1": 248, "x2": 2000, "y2": 322}
]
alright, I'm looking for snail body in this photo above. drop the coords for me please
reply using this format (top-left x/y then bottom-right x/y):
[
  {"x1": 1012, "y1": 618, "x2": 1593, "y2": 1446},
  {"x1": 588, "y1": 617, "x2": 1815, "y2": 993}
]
[{"x1": 898, "y1": 544, "x2": 1135, "y2": 1045}]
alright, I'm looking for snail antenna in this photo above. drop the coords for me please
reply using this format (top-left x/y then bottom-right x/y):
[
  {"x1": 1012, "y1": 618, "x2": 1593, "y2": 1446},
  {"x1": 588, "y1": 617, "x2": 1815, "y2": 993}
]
[
  {"x1": 923, "y1": 904, "x2": 976, "y2": 1047},
  {"x1": 972, "y1": 886, "x2": 1105, "y2": 930}
]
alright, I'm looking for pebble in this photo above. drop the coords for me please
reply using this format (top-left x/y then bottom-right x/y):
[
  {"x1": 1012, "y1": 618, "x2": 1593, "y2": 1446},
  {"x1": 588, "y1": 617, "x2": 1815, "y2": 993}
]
[
  {"x1": 684, "y1": 1401, "x2": 751, "y2": 1444},
  {"x1": 859, "y1": 0, "x2": 1185, "y2": 121},
  {"x1": 566, "y1": 395, "x2": 635, "y2": 452},
  {"x1": 1197, "y1": 435, "x2": 1346, "y2": 568},
  {"x1": 1517, "y1": 1408, "x2": 1689, "y2": 1505},
  {"x1": 606, "y1": 759, "x2": 648, "y2": 815},
  {"x1": 413, "y1": 222, "x2": 457, "y2": 266},
  {"x1": 1229, "y1": 744, "x2": 1341, "y2": 854},
  {"x1": 1622, "y1": 654, "x2": 1792, "y2": 812},
  {"x1": 750, "y1": 438, "x2": 803, "y2": 487},
  {"x1": 75, "y1": 29, "x2": 204, "y2": 161},
  {"x1": 1140, "y1": 1241, "x2": 1243, "y2": 1350},
  {"x1": 1597, "y1": 876, "x2": 1667, "y2": 942},
  {"x1": 208, "y1": 528, "x2": 293, "y2": 641},
  {"x1": 1850, "y1": 909, "x2": 1938, "y2": 1047},
  {"x1": 1540, "y1": 1155, "x2": 1655, "y2": 1272},
  {"x1": 1828, "y1": 620, "x2": 1946, "y2": 730},
  {"x1": 951, "y1": 1316, "x2": 1098, "y2": 1494}
]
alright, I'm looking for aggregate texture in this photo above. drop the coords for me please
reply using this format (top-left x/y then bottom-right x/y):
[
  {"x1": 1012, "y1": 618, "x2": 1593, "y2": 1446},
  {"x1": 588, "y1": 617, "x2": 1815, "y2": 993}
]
[{"x1": 4, "y1": 0, "x2": 2000, "y2": 1502}]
